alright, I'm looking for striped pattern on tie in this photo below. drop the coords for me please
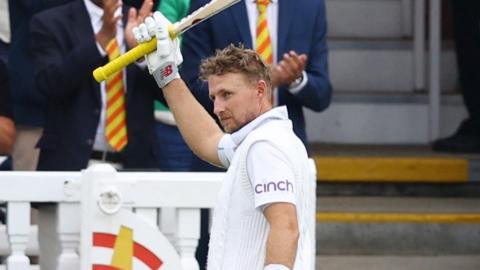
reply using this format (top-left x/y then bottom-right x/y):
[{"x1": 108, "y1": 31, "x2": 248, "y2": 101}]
[
  {"x1": 256, "y1": 0, "x2": 273, "y2": 65},
  {"x1": 105, "y1": 39, "x2": 128, "y2": 151}
]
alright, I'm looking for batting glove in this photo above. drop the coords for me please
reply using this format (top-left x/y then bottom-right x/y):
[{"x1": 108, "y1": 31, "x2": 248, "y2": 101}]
[
  {"x1": 264, "y1": 264, "x2": 290, "y2": 270},
  {"x1": 132, "y1": 11, "x2": 183, "y2": 88}
]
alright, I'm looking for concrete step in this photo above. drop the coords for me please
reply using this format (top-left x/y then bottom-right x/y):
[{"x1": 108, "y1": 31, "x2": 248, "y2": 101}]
[
  {"x1": 316, "y1": 255, "x2": 480, "y2": 270},
  {"x1": 326, "y1": 0, "x2": 408, "y2": 39},
  {"x1": 309, "y1": 144, "x2": 480, "y2": 183},
  {"x1": 305, "y1": 93, "x2": 468, "y2": 144},
  {"x1": 328, "y1": 40, "x2": 457, "y2": 92},
  {"x1": 315, "y1": 196, "x2": 480, "y2": 255}
]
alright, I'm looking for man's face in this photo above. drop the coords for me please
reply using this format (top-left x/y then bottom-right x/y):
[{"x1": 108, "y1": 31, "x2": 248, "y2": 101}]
[{"x1": 209, "y1": 73, "x2": 262, "y2": 133}]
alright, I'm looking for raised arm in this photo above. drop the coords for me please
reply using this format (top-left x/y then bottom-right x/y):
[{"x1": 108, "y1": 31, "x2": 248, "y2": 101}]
[
  {"x1": 162, "y1": 79, "x2": 223, "y2": 166},
  {"x1": 133, "y1": 12, "x2": 224, "y2": 167}
]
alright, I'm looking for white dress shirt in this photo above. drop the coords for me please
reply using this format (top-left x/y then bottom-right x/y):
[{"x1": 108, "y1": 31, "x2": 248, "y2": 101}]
[
  {"x1": 0, "y1": 0, "x2": 11, "y2": 43},
  {"x1": 84, "y1": 0, "x2": 126, "y2": 152}
]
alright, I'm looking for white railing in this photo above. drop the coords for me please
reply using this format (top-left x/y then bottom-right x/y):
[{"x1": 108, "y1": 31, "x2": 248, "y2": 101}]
[
  {"x1": 413, "y1": 0, "x2": 442, "y2": 140},
  {"x1": 0, "y1": 165, "x2": 224, "y2": 270}
]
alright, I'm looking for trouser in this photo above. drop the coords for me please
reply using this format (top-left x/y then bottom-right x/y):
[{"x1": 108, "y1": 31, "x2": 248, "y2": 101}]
[
  {"x1": 12, "y1": 126, "x2": 42, "y2": 171},
  {"x1": 451, "y1": 0, "x2": 480, "y2": 129}
]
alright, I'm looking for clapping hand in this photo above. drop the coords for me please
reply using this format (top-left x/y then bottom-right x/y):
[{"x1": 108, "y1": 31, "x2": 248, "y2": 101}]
[{"x1": 271, "y1": 51, "x2": 307, "y2": 88}]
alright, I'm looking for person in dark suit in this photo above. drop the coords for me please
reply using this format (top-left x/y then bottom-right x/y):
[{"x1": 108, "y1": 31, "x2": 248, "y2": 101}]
[
  {"x1": 432, "y1": 0, "x2": 480, "y2": 153},
  {"x1": 181, "y1": 0, "x2": 332, "y2": 171},
  {"x1": 0, "y1": 59, "x2": 15, "y2": 156},
  {"x1": 30, "y1": 0, "x2": 162, "y2": 171},
  {"x1": 8, "y1": 0, "x2": 74, "y2": 171}
]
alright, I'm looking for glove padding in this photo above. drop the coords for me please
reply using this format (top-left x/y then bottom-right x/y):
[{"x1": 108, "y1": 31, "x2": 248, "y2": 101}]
[{"x1": 132, "y1": 11, "x2": 183, "y2": 88}]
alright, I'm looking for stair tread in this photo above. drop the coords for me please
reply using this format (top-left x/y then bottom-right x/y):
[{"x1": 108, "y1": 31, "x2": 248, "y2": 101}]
[
  {"x1": 315, "y1": 255, "x2": 480, "y2": 270},
  {"x1": 309, "y1": 143, "x2": 478, "y2": 159},
  {"x1": 317, "y1": 197, "x2": 480, "y2": 213}
]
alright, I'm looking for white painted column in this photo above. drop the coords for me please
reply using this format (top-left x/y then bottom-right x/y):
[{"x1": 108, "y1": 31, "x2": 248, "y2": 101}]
[
  {"x1": 160, "y1": 207, "x2": 178, "y2": 248},
  {"x1": 176, "y1": 208, "x2": 200, "y2": 270},
  {"x1": 429, "y1": 0, "x2": 441, "y2": 140},
  {"x1": 414, "y1": 0, "x2": 425, "y2": 91},
  {"x1": 6, "y1": 202, "x2": 30, "y2": 270},
  {"x1": 135, "y1": 207, "x2": 158, "y2": 227},
  {"x1": 401, "y1": 0, "x2": 413, "y2": 37},
  {"x1": 57, "y1": 202, "x2": 80, "y2": 269}
]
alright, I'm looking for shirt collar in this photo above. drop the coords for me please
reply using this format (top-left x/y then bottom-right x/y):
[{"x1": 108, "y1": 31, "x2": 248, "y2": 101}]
[
  {"x1": 84, "y1": 0, "x2": 104, "y2": 26},
  {"x1": 249, "y1": 0, "x2": 278, "y2": 4},
  {"x1": 230, "y1": 105, "x2": 289, "y2": 145}
]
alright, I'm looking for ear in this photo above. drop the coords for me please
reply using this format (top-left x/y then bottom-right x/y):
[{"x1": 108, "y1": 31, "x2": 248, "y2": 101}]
[{"x1": 256, "y1": 80, "x2": 267, "y2": 97}]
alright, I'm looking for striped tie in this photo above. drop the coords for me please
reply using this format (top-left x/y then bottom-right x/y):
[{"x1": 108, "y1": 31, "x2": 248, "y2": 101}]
[
  {"x1": 105, "y1": 39, "x2": 128, "y2": 151},
  {"x1": 256, "y1": 0, "x2": 273, "y2": 65}
]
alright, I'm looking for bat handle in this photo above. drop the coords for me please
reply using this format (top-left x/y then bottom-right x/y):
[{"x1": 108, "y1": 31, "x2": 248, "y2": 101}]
[
  {"x1": 92, "y1": 25, "x2": 178, "y2": 83},
  {"x1": 92, "y1": 38, "x2": 157, "y2": 82}
]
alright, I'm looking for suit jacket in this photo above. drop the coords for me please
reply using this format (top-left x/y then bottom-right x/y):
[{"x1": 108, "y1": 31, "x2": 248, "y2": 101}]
[
  {"x1": 181, "y1": 0, "x2": 332, "y2": 145},
  {"x1": 8, "y1": 0, "x2": 74, "y2": 126},
  {"x1": 30, "y1": 0, "x2": 163, "y2": 171}
]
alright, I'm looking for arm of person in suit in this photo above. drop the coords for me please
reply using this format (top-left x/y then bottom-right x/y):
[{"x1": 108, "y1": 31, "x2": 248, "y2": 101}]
[
  {"x1": 272, "y1": 0, "x2": 332, "y2": 112},
  {"x1": 179, "y1": 0, "x2": 216, "y2": 116},
  {"x1": 0, "y1": 62, "x2": 15, "y2": 155},
  {"x1": 0, "y1": 116, "x2": 15, "y2": 155},
  {"x1": 30, "y1": 10, "x2": 107, "y2": 102}
]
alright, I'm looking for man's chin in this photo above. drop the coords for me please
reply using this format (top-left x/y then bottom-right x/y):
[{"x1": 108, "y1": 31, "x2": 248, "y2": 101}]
[{"x1": 222, "y1": 125, "x2": 239, "y2": 134}]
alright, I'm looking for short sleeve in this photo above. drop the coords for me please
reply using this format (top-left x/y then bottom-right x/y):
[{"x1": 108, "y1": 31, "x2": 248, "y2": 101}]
[
  {"x1": 217, "y1": 134, "x2": 236, "y2": 168},
  {"x1": 246, "y1": 141, "x2": 296, "y2": 209}
]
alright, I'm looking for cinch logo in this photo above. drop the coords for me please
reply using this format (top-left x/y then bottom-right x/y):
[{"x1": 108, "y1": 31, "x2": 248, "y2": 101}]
[{"x1": 255, "y1": 180, "x2": 294, "y2": 194}]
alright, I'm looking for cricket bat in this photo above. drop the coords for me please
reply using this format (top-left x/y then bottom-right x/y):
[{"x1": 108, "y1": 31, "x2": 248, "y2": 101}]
[{"x1": 93, "y1": 0, "x2": 241, "y2": 83}]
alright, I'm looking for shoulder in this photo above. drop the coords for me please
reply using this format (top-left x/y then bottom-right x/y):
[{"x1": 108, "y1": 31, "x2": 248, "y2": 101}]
[{"x1": 31, "y1": 1, "x2": 75, "y2": 26}]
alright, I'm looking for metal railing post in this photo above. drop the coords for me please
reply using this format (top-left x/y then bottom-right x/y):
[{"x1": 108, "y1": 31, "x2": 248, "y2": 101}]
[
  {"x1": 429, "y1": 0, "x2": 441, "y2": 140},
  {"x1": 414, "y1": 0, "x2": 426, "y2": 91}
]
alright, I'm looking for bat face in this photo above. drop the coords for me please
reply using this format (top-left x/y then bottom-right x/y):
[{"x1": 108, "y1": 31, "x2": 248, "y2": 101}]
[{"x1": 173, "y1": 0, "x2": 241, "y2": 36}]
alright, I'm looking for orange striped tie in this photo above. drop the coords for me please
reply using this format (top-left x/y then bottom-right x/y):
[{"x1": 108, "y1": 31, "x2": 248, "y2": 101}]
[
  {"x1": 256, "y1": 0, "x2": 273, "y2": 65},
  {"x1": 105, "y1": 39, "x2": 128, "y2": 151}
]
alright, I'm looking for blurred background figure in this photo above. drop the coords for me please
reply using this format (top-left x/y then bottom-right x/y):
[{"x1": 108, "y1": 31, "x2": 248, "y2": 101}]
[
  {"x1": 0, "y1": 0, "x2": 10, "y2": 61},
  {"x1": 432, "y1": 0, "x2": 480, "y2": 153},
  {"x1": 8, "y1": 0, "x2": 74, "y2": 171},
  {"x1": 0, "y1": 59, "x2": 15, "y2": 158},
  {"x1": 30, "y1": 0, "x2": 161, "y2": 172},
  {"x1": 153, "y1": 0, "x2": 194, "y2": 172}
]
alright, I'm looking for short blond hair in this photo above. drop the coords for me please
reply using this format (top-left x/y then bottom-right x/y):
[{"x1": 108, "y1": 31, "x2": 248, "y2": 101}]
[{"x1": 199, "y1": 44, "x2": 272, "y2": 92}]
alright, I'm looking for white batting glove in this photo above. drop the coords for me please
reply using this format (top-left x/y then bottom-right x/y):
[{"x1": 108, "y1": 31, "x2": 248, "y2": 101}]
[
  {"x1": 132, "y1": 11, "x2": 183, "y2": 88},
  {"x1": 264, "y1": 264, "x2": 290, "y2": 270}
]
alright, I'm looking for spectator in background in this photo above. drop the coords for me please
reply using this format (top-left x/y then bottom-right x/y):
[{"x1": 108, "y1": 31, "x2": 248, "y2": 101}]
[
  {"x1": 181, "y1": 0, "x2": 332, "y2": 171},
  {"x1": 8, "y1": 0, "x2": 74, "y2": 171},
  {"x1": 124, "y1": 0, "x2": 159, "y2": 9},
  {"x1": 0, "y1": 0, "x2": 10, "y2": 61},
  {"x1": 30, "y1": 1, "x2": 160, "y2": 267},
  {"x1": 153, "y1": 0, "x2": 194, "y2": 171},
  {"x1": 0, "y1": 60, "x2": 15, "y2": 155},
  {"x1": 433, "y1": 1, "x2": 480, "y2": 153},
  {"x1": 30, "y1": 0, "x2": 163, "y2": 171}
]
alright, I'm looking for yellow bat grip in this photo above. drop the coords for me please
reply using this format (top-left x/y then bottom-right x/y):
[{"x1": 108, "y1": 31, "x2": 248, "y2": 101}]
[
  {"x1": 92, "y1": 25, "x2": 176, "y2": 83},
  {"x1": 92, "y1": 38, "x2": 156, "y2": 82}
]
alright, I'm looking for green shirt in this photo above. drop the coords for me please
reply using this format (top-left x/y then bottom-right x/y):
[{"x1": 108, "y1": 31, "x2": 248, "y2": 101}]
[{"x1": 155, "y1": 0, "x2": 191, "y2": 112}]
